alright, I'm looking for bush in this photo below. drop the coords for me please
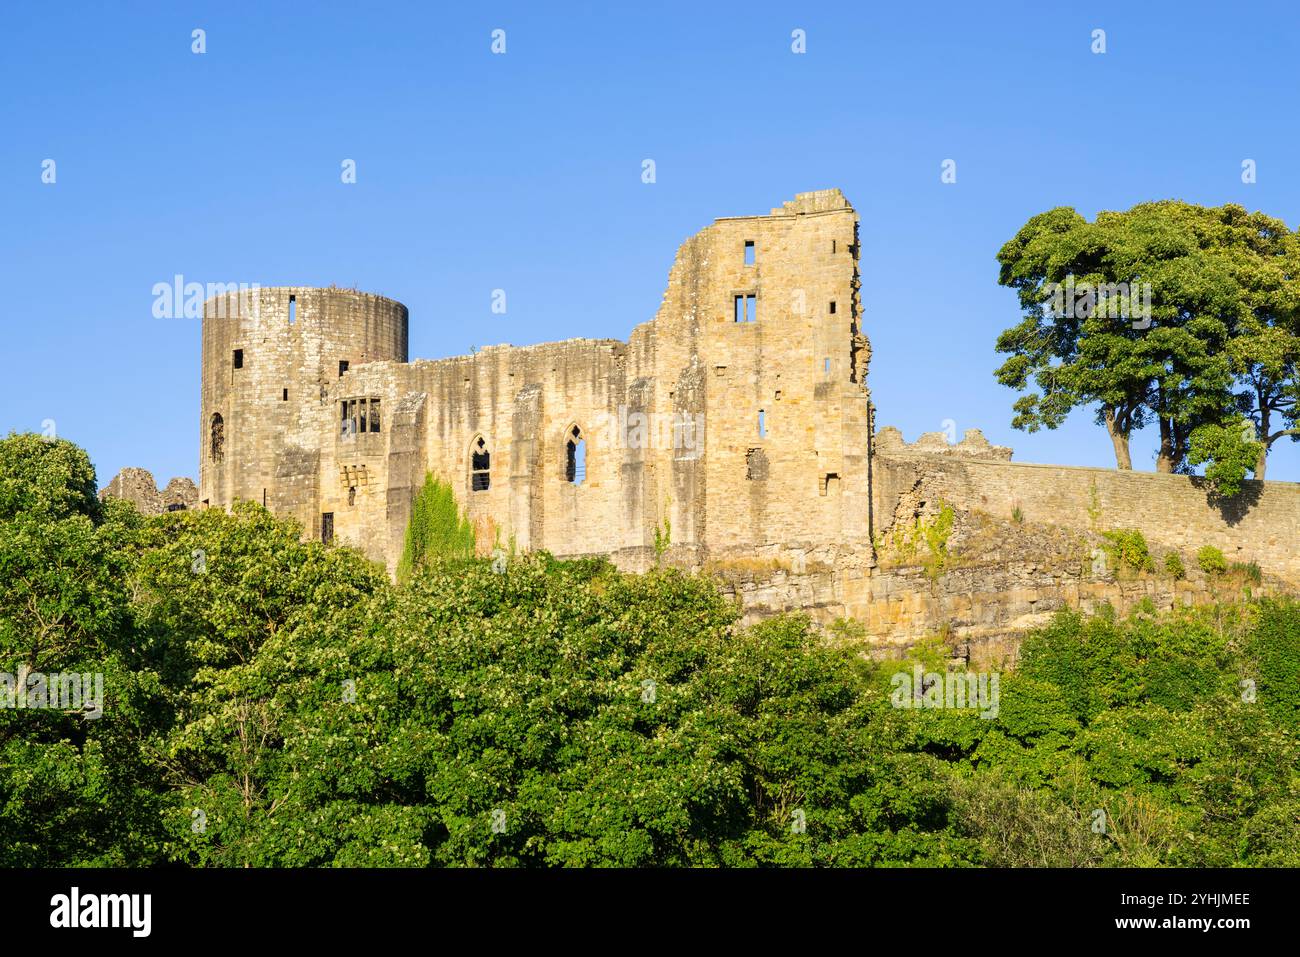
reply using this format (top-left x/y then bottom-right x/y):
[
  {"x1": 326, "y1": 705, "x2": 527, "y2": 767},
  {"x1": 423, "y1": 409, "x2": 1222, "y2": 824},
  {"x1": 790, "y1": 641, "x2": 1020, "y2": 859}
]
[
  {"x1": 1102, "y1": 528, "x2": 1154, "y2": 573},
  {"x1": 1164, "y1": 551, "x2": 1186, "y2": 579},
  {"x1": 1197, "y1": 545, "x2": 1228, "y2": 575}
]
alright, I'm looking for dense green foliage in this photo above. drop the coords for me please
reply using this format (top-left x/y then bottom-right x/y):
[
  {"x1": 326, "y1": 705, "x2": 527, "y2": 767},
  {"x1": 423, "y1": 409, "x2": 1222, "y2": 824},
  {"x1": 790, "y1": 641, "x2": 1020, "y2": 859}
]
[
  {"x1": 397, "y1": 472, "x2": 476, "y2": 581},
  {"x1": 2, "y1": 434, "x2": 1298, "y2": 866}
]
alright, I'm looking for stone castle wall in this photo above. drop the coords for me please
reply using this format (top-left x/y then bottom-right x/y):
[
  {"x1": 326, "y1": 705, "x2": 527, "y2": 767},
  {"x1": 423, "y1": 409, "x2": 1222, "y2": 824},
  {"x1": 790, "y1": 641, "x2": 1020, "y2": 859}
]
[{"x1": 872, "y1": 427, "x2": 1300, "y2": 583}]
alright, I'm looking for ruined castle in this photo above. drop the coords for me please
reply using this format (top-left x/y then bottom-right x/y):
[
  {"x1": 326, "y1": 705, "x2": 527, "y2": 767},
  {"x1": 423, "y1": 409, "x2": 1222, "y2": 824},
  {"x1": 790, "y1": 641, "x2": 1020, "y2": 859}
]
[
  {"x1": 197, "y1": 189, "x2": 873, "y2": 574},
  {"x1": 107, "y1": 190, "x2": 1300, "y2": 657}
]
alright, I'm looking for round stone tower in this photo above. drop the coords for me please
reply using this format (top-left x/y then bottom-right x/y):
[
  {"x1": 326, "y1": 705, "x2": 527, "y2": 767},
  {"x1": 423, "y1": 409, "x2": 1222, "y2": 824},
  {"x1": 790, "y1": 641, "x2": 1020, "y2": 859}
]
[{"x1": 199, "y1": 287, "x2": 409, "y2": 530}]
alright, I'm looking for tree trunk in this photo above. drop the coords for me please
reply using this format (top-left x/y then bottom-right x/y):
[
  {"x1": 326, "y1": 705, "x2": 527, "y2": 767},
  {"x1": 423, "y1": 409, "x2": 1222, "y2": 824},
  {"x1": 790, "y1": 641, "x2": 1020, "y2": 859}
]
[
  {"x1": 1255, "y1": 407, "x2": 1269, "y2": 481},
  {"x1": 1155, "y1": 418, "x2": 1176, "y2": 473},
  {"x1": 1104, "y1": 408, "x2": 1132, "y2": 470}
]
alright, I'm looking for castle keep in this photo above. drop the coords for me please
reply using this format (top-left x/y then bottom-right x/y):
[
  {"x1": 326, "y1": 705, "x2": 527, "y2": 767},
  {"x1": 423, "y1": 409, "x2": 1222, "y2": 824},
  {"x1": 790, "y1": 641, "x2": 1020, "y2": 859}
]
[{"x1": 198, "y1": 190, "x2": 873, "y2": 575}]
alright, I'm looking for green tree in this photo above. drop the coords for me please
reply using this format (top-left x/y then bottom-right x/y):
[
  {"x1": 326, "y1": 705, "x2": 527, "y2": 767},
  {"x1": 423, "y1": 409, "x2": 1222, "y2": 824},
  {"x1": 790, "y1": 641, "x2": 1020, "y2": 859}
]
[
  {"x1": 994, "y1": 202, "x2": 1295, "y2": 473},
  {"x1": 0, "y1": 433, "x2": 169, "y2": 865},
  {"x1": 1186, "y1": 419, "x2": 1264, "y2": 499}
]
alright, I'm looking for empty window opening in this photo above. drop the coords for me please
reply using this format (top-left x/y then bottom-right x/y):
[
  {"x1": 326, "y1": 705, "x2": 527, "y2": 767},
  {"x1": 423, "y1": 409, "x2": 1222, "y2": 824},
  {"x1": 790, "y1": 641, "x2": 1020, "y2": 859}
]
[
  {"x1": 321, "y1": 512, "x2": 334, "y2": 545},
  {"x1": 288, "y1": 294, "x2": 296, "y2": 325},
  {"x1": 758, "y1": 409, "x2": 767, "y2": 438},
  {"x1": 820, "y1": 473, "x2": 841, "y2": 496},
  {"x1": 471, "y1": 436, "x2": 491, "y2": 491},
  {"x1": 209, "y1": 413, "x2": 224, "y2": 463},
  {"x1": 824, "y1": 357, "x2": 831, "y2": 376},
  {"x1": 282, "y1": 388, "x2": 289, "y2": 401},
  {"x1": 233, "y1": 349, "x2": 243, "y2": 369},
  {"x1": 340, "y1": 396, "x2": 381, "y2": 436},
  {"x1": 744, "y1": 240, "x2": 755, "y2": 265},
  {"x1": 746, "y1": 448, "x2": 769, "y2": 481},
  {"x1": 262, "y1": 489, "x2": 267, "y2": 508},
  {"x1": 832, "y1": 239, "x2": 837, "y2": 254},
  {"x1": 565, "y1": 426, "x2": 587, "y2": 485},
  {"x1": 775, "y1": 390, "x2": 782, "y2": 401},
  {"x1": 733, "y1": 294, "x2": 757, "y2": 324},
  {"x1": 348, "y1": 486, "x2": 356, "y2": 506},
  {"x1": 829, "y1": 301, "x2": 837, "y2": 314},
  {"x1": 339, "y1": 360, "x2": 349, "y2": 377},
  {"x1": 714, "y1": 365, "x2": 727, "y2": 377}
]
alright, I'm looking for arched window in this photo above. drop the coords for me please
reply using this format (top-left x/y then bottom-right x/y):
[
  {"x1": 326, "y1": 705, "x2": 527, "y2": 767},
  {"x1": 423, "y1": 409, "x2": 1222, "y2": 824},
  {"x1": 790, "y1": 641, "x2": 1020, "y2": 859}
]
[
  {"x1": 210, "y1": 413, "x2": 224, "y2": 463},
  {"x1": 471, "y1": 436, "x2": 491, "y2": 491},
  {"x1": 565, "y1": 426, "x2": 586, "y2": 485}
]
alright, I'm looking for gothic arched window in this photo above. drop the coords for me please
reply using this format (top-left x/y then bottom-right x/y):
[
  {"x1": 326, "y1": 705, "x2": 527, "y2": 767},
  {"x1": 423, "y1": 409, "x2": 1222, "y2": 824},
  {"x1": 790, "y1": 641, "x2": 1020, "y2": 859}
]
[{"x1": 471, "y1": 436, "x2": 491, "y2": 491}]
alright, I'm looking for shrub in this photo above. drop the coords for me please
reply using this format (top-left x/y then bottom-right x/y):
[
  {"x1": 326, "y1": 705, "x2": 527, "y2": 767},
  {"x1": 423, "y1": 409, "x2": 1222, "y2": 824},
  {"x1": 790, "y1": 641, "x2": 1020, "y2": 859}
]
[
  {"x1": 1163, "y1": 552, "x2": 1186, "y2": 579},
  {"x1": 1197, "y1": 545, "x2": 1228, "y2": 575},
  {"x1": 1102, "y1": 528, "x2": 1154, "y2": 573}
]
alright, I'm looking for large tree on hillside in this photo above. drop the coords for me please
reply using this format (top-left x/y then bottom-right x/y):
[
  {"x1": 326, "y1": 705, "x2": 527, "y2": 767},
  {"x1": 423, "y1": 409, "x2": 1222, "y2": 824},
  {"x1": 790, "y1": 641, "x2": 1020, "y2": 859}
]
[{"x1": 994, "y1": 201, "x2": 1300, "y2": 476}]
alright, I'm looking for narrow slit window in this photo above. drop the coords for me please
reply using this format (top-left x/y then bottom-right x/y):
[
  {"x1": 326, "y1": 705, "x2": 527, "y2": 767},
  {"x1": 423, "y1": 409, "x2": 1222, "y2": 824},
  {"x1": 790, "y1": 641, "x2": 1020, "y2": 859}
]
[
  {"x1": 348, "y1": 486, "x2": 356, "y2": 506},
  {"x1": 233, "y1": 349, "x2": 243, "y2": 369},
  {"x1": 829, "y1": 301, "x2": 836, "y2": 314},
  {"x1": 744, "y1": 240, "x2": 755, "y2": 265},
  {"x1": 359, "y1": 398, "x2": 368, "y2": 435},
  {"x1": 832, "y1": 239, "x2": 837, "y2": 253},
  {"x1": 288, "y1": 294, "x2": 296, "y2": 325},
  {"x1": 282, "y1": 388, "x2": 289, "y2": 401},
  {"x1": 824, "y1": 357, "x2": 831, "y2": 375},
  {"x1": 758, "y1": 409, "x2": 767, "y2": 438},
  {"x1": 471, "y1": 436, "x2": 491, "y2": 491},
  {"x1": 369, "y1": 398, "x2": 380, "y2": 432},
  {"x1": 321, "y1": 512, "x2": 334, "y2": 545}
]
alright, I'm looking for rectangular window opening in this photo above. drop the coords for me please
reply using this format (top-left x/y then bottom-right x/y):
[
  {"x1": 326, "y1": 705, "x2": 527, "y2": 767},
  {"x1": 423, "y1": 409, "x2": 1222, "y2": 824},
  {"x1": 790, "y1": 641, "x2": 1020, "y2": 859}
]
[
  {"x1": 370, "y1": 398, "x2": 380, "y2": 432},
  {"x1": 758, "y1": 409, "x2": 767, "y2": 438},
  {"x1": 824, "y1": 357, "x2": 831, "y2": 376},
  {"x1": 829, "y1": 301, "x2": 837, "y2": 314},
  {"x1": 339, "y1": 360, "x2": 349, "y2": 377},
  {"x1": 744, "y1": 240, "x2": 755, "y2": 265},
  {"x1": 233, "y1": 349, "x2": 243, "y2": 369},
  {"x1": 288, "y1": 294, "x2": 296, "y2": 325},
  {"x1": 733, "y1": 294, "x2": 757, "y2": 324},
  {"x1": 321, "y1": 512, "x2": 334, "y2": 545},
  {"x1": 282, "y1": 388, "x2": 289, "y2": 401}
]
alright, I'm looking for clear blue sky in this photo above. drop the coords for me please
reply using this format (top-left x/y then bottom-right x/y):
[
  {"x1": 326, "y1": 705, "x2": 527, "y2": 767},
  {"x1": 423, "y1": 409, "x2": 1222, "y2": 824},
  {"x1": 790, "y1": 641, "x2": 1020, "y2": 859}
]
[{"x1": 5, "y1": 1, "x2": 1300, "y2": 486}]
